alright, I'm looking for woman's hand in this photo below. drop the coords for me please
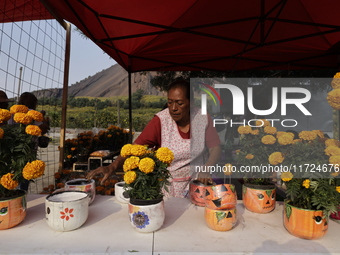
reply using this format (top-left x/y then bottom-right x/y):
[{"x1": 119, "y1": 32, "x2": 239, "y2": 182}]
[
  {"x1": 86, "y1": 165, "x2": 115, "y2": 185},
  {"x1": 196, "y1": 172, "x2": 213, "y2": 185}
]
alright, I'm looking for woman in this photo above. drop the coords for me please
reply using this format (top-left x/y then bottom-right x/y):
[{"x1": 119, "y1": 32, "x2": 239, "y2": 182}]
[{"x1": 86, "y1": 80, "x2": 221, "y2": 198}]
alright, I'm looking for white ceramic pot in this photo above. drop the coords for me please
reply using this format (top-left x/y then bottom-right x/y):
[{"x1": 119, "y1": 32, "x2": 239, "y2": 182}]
[
  {"x1": 45, "y1": 191, "x2": 90, "y2": 232},
  {"x1": 65, "y1": 178, "x2": 96, "y2": 204},
  {"x1": 115, "y1": 181, "x2": 130, "y2": 204},
  {"x1": 128, "y1": 198, "x2": 165, "y2": 233}
]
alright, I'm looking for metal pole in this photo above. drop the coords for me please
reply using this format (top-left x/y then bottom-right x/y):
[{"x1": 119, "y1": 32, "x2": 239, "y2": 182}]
[
  {"x1": 128, "y1": 70, "x2": 133, "y2": 143},
  {"x1": 17, "y1": 67, "x2": 23, "y2": 103}
]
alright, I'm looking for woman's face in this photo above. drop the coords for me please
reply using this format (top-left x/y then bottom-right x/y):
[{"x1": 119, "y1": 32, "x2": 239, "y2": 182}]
[{"x1": 167, "y1": 87, "x2": 190, "y2": 123}]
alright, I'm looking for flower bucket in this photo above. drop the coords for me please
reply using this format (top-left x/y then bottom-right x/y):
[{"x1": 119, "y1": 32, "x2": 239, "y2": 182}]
[
  {"x1": 189, "y1": 180, "x2": 208, "y2": 207},
  {"x1": 205, "y1": 183, "x2": 237, "y2": 210},
  {"x1": 128, "y1": 198, "x2": 164, "y2": 233},
  {"x1": 114, "y1": 181, "x2": 130, "y2": 204},
  {"x1": 242, "y1": 183, "x2": 276, "y2": 213},
  {"x1": 45, "y1": 191, "x2": 90, "y2": 232},
  {"x1": 204, "y1": 206, "x2": 237, "y2": 231},
  {"x1": 0, "y1": 190, "x2": 26, "y2": 230},
  {"x1": 284, "y1": 202, "x2": 328, "y2": 239},
  {"x1": 65, "y1": 178, "x2": 95, "y2": 204}
]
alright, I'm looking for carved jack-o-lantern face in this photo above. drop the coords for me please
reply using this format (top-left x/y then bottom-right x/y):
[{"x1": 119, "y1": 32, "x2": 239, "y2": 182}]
[
  {"x1": 189, "y1": 180, "x2": 207, "y2": 206},
  {"x1": 284, "y1": 203, "x2": 328, "y2": 239},
  {"x1": 0, "y1": 195, "x2": 26, "y2": 230},
  {"x1": 205, "y1": 184, "x2": 237, "y2": 210},
  {"x1": 205, "y1": 207, "x2": 237, "y2": 231},
  {"x1": 242, "y1": 185, "x2": 276, "y2": 213}
]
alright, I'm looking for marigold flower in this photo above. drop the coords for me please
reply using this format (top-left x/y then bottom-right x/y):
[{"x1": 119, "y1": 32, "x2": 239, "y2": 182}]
[
  {"x1": 10, "y1": 104, "x2": 29, "y2": 114},
  {"x1": 336, "y1": 186, "x2": 340, "y2": 193},
  {"x1": 0, "y1": 173, "x2": 18, "y2": 190},
  {"x1": 71, "y1": 147, "x2": 76, "y2": 151},
  {"x1": 250, "y1": 129, "x2": 259, "y2": 135},
  {"x1": 281, "y1": 171, "x2": 293, "y2": 182},
  {"x1": 123, "y1": 156, "x2": 140, "y2": 172},
  {"x1": 23, "y1": 160, "x2": 46, "y2": 180},
  {"x1": 0, "y1": 128, "x2": 4, "y2": 139},
  {"x1": 139, "y1": 157, "x2": 155, "y2": 174},
  {"x1": 25, "y1": 125, "x2": 42, "y2": 136},
  {"x1": 130, "y1": 144, "x2": 147, "y2": 156},
  {"x1": 261, "y1": 135, "x2": 276, "y2": 145},
  {"x1": 312, "y1": 130, "x2": 324, "y2": 138},
  {"x1": 325, "y1": 139, "x2": 340, "y2": 147},
  {"x1": 27, "y1": 110, "x2": 43, "y2": 122},
  {"x1": 0, "y1": 109, "x2": 11, "y2": 123},
  {"x1": 124, "y1": 170, "x2": 137, "y2": 184},
  {"x1": 255, "y1": 119, "x2": 271, "y2": 127},
  {"x1": 302, "y1": 179, "x2": 310, "y2": 188},
  {"x1": 14, "y1": 112, "x2": 33, "y2": 125},
  {"x1": 223, "y1": 163, "x2": 233, "y2": 176},
  {"x1": 276, "y1": 131, "x2": 286, "y2": 138},
  {"x1": 156, "y1": 147, "x2": 174, "y2": 164},
  {"x1": 324, "y1": 146, "x2": 340, "y2": 156},
  {"x1": 245, "y1": 154, "x2": 254, "y2": 159},
  {"x1": 264, "y1": 126, "x2": 277, "y2": 135},
  {"x1": 299, "y1": 131, "x2": 317, "y2": 141},
  {"x1": 237, "y1": 125, "x2": 252, "y2": 134},
  {"x1": 327, "y1": 89, "x2": 340, "y2": 110},
  {"x1": 278, "y1": 134, "x2": 293, "y2": 145},
  {"x1": 107, "y1": 134, "x2": 112, "y2": 138},
  {"x1": 331, "y1": 72, "x2": 340, "y2": 89},
  {"x1": 120, "y1": 144, "x2": 133, "y2": 157},
  {"x1": 331, "y1": 172, "x2": 340, "y2": 177},
  {"x1": 329, "y1": 155, "x2": 340, "y2": 165},
  {"x1": 268, "y1": 152, "x2": 284, "y2": 165},
  {"x1": 67, "y1": 154, "x2": 72, "y2": 159}
]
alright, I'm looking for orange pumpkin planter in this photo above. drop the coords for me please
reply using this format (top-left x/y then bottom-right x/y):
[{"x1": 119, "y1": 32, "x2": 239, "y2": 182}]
[
  {"x1": 0, "y1": 190, "x2": 27, "y2": 230},
  {"x1": 189, "y1": 180, "x2": 209, "y2": 207},
  {"x1": 242, "y1": 184, "x2": 276, "y2": 213},
  {"x1": 283, "y1": 202, "x2": 328, "y2": 240},
  {"x1": 205, "y1": 206, "x2": 237, "y2": 231},
  {"x1": 205, "y1": 184, "x2": 237, "y2": 210}
]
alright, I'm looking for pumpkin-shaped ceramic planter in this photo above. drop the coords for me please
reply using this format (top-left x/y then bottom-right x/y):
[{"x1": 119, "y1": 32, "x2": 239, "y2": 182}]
[
  {"x1": 45, "y1": 191, "x2": 90, "y2": 232},
  {"x1": 283, "y1": 202, "x2": 328, "y2": 239},
  {"x1": 115, "y1": 181, "x2": 130, "y2": 204},
  {"x1": 242, "y1": 183, "x2": 276, "y2": 213},
  {"x1": 189, "y1": 180, "x2": 209, "y2": 207},
  {"x1": 128, "y1": 198, "x2": 164, "y2": 233},
  {"x1": 205, "y1": 183, "x2": 237, "y2": 210},
  {"x1": 65, "y1": 178, "x2": 96, "y2": 204},
  {"x1": 205, "y1": 206, "x2": 237, "y2": 231},
  {"x1": 0, "y1": 190, "x2": 26, "y2": 230}
]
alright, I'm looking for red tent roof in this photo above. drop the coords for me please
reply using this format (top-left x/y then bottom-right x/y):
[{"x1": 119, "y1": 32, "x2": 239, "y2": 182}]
[{"x1": 2, "y1": 0, "x2": 340, "y2": 72}]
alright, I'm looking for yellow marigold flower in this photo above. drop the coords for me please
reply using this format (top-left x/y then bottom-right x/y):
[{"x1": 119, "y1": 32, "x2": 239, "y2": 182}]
[
  {"x1": 250, "y1": 129, "x2": 259, "y2": 135},
  {"x1": 325, "y1": 139, "x2": 340, "y2": 147},
  {"x1": 264, "y1": 126, "x2": 277, "y2": 135},
  {"x1": 324, "y1": 146, "x2": 340, "y2": 156},
  {"x1": 278, "y1": 134, "x2": 293, "y2": 145},
  {"x1": 23, "y1": 160, "x2": 46, "y2": 180},
  {"x1": 120, "y1": 144, "x2": 133, "y2": 157},
  {"x1": 286, "y1": 132, "x2": 295, "y2": 139},
  {"x1": 237, "y1": 125, "x2": 252, "y2": 134},
  {"x1": 299, "y1": 131, "x2": 317, "y2": 141},
  {"x1": 261, "y1": 135, "x2": 276, "y2": 145},
  {"x1": 123, "y1": 156, "x2": 140, "y2": 172},
  {"x1": 223, "y1": 163, "x2": 233, "y2": 176},
  {"x1": 10, "y1": 104, "x2": 29, "y2": 114},
  {"x1": 269, "y1": 152, "x2": 284, "y2": 165},
  {"x1": 281, "y1": 171, "x2": 293, "y2": 182},
  {"x1": 139, "y1": 157, "x2": 155, "y2": 174},
  {"x1": 14, "y1": 112, "x2": 33, "y2": 125},
  {"x1": 329, "y1": 155, "x2": 340, "y2": 165},
  {"x1": 27, "y1": 110, "x2": 43, "y2": 122},
  {"x1": 0, "y1": 109, "x2": 11, "y2": 123},
  {"x1": 331, "y1": 72, "x2": 340, "y2": 89},
  {"x1": 255, "y1": 119, "x2": 271, "y2": 127},
  {"x1": 0, "y1": 128, "x2": 4, "y2": 139},
  {"x1": 336, "y1": 186, "x2": 340, "y2": 193},
  {"x1": 276, "y1": 131, "x2": 286, "y2": 138},
  {"x1": 124, "y1": 170, "x2": 137, "y2": 184},
  {"x1": 245, "y1": 154, "x2": 254, "y2": 159},
  {"x1": 331, "y1": 172, "x2": 339, "y2": 177},
  {"x1": 292, "y1": 139, "x2": 302, "y2": 144},
  {"x1": 235, "y1": 149, "x2": 241, "y2": 154},
  {"x1": 0, "y1": 173, "x2": 18, "y2": 190},
  {"x1": 25, "y1": 125, "x2": 42, "y2": 136},
  {"x1": 302, "y1": 179, "x2": 310, "y2": 188},
  {"x1": 130, "y1": 144, "x2": 147, "y2": 156},
  {"x1": 156, "y1": 147, "x2": 174, "y2": 164},
  {"x1": 312, "y1": 130, "x2": 324, "y2": 138},
  {"x1": 327, "y1": 89, "x2": 340, "y2": 110}
]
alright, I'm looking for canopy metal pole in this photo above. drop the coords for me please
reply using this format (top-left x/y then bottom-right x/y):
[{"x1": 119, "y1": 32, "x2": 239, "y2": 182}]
[{"x1": 128, "y1": 70, "x2": 133, "y2": 143}]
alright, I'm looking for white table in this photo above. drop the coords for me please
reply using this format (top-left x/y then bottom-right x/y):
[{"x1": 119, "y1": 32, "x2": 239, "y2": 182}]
[{"x1": 2, "y1": 195, "x2": 340, "y2": 254}]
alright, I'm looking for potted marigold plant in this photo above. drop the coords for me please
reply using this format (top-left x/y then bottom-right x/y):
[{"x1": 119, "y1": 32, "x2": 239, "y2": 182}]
[
  {"x1": 0, "y1": 105, "x2": 46, "y2": 229},
  {"x1": 120, "y1": 143, "x2": 174, "y2": 232}
]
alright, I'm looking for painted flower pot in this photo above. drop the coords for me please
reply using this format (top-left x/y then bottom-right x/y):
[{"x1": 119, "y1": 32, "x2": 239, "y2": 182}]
[
  {"x1": 0, "y1": 190, "x2": 26, "y2": 230},
  {"x1": 189, "y1": 180, "x2": 208, "y2": 207},
  {"x1": 128, "y1": 198, "x2": 164, "y2": 233},
  {"x1": 205, "y1": 183, "x2": 237, "y2": 210},
  {"x1": 242, "y1": 183, "x2": 276, "y2": 213},
  {"x1": 115, "y1": 181, "x2": 130, "y2": 204},
  {"x1": 65, "y1": 178, "x2": 96, "y2": 204},
  {"x1": 45, "y1": 191, "x2": 90, "y2": 232},
  {"x1": 205, "y1": 206, "x2": 237, "y2": 231},
  {"x1": 284, "y1": 202, "x2": 328, "y2": 239}
]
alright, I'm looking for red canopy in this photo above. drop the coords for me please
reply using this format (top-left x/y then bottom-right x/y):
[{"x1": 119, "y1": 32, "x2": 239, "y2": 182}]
[{"x1": 2, "y1": 0, "x2": 340, "y2": 72}]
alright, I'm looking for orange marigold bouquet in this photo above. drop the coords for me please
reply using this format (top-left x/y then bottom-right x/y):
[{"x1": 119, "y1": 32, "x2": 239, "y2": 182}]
[
  {"x1": 121, "y1": 144, "x2": 174, "y2": 200},
  {"x1": 0, "y1": 105, "x2": 46, "y2": 197}
]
